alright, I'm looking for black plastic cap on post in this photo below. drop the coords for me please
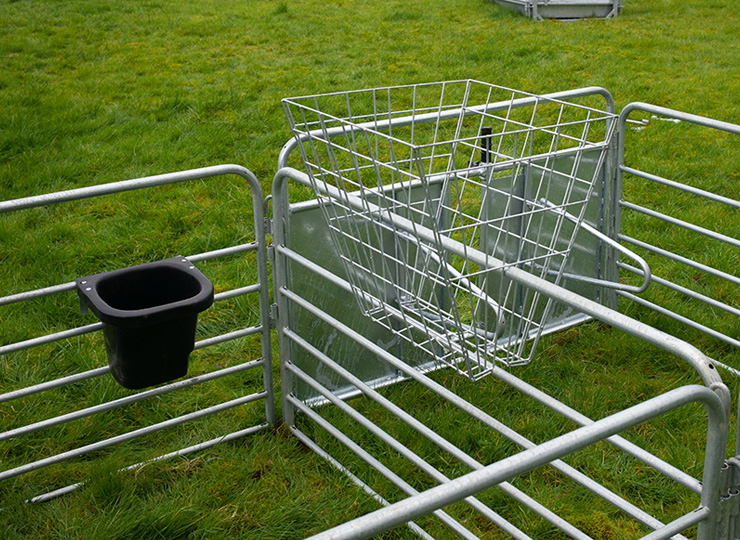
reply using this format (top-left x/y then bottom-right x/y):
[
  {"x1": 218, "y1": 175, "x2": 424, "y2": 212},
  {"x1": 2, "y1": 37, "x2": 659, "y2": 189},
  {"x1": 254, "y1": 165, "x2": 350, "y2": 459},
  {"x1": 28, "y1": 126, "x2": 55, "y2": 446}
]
[{"x1": 77, "y1": 257, "x2": 214, "y2": 390}]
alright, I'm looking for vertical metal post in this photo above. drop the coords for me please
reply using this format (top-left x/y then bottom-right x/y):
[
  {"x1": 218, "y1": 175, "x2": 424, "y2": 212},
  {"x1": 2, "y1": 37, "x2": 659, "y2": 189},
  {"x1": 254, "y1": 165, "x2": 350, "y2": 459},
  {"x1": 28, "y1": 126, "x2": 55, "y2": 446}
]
[{"x1": 271, "y1": 168, "x2": 297, "y2": 427}]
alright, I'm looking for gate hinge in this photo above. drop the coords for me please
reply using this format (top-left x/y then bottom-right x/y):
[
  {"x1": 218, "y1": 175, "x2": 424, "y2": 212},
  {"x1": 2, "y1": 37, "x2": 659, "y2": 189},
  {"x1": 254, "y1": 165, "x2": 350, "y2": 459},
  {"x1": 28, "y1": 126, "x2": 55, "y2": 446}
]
[
  {"x1": 264, "y1": 217, "x2": 272, "y2": 236},
  {"x1": 267, "y1": 244, "x2": 275, "y2": 262},
  {"x1": 717, "y1": 459, "x2": 740, "y2": 531},
  {"x1": 270, "y1": 303, "x2": 279, "y2": 328}
]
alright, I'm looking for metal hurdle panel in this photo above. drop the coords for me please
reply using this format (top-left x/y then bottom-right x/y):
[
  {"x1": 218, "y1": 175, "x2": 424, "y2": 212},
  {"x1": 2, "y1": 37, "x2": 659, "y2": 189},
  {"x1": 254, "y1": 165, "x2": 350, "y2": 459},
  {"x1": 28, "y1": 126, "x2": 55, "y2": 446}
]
[
  {"x1": 490, "y1": 0, "x2": 622, "y2": 21},
  {"x1": 614, "y1": 104, "x2": 740, "y2": 373},
  {"x1": 273, "y1": 82, "x2": 736, "y2": 539},
  {"x1": 272, "y1": 165, "x2": 730, "y2": 540},
  {"x1": 0, "y1": 165, "x2": 274, "y2": 502}
]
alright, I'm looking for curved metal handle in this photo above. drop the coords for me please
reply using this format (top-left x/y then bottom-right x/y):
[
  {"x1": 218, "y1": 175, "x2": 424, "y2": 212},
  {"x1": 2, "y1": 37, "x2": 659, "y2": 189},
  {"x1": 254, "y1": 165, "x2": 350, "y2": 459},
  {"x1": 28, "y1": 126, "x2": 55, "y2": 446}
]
[{"x1": 533, "y1": 199, "x2": 652, "y2": 294}]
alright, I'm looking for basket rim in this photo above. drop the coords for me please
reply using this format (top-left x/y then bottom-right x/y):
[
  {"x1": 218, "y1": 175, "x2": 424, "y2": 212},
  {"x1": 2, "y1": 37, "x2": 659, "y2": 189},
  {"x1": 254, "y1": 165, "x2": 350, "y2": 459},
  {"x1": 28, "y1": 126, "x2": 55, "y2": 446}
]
[{"x1": 282, "y1": 79, "x2": 619, "y2": 151}]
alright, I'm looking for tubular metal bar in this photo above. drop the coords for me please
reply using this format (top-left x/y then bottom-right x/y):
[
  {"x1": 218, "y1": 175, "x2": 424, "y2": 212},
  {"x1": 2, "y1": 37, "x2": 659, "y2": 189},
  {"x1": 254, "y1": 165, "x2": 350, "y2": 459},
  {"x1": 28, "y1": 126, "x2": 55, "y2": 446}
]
[
  {"x1": 0, "y1": 165, "x2": 260, "y2": 214},
  {"x1": 618, "y1": 103, "x2": 740, "y2": 140},
  {"x1": 29, "y1": 422, "x2": 270, "y2": 503},
  {"x1": 619, "y1": 165, "x2": 740, "y2": 210},
  {"x1": 192, "y1": 325, "x2": 264, "y2": 349},
  {"x1": 615, "y1": 103, "x2": 740, "y2": 359},
  {"x1": 619, "y1": 235, "x2": 740, "y2": 288},
  {"x1": 531, "y1": 199, "x2": 651, "y2": 293},
  {"x1": 0, "y1": 242, "x2": 258, "y2": 308},
  {"x1": 286, "y1": 336, "x2": 590, "y2": 540},
  {"x1": 618, "y1": 291, "x2": 740, "y2": 352},
  {"x1": 186, "y1": 241, "x2": 259, "y2": 262},
  {"x1": 0, "y1": 367, "x2": 109, "y2": 405},
  {"x1": 0, "y1": 282, "x2": 77, "y2": 308},
  {"x1": 289, "y1": 427, "x2": 438, "y2": 540},
  {"x1": 288, "y1": 396, "x2": 483, "y2": 540},
  {"x1": 277, "y1": 86, "x2": 615, "y2": 168},
  {"x1": 305, "y1": 385, "x2": 728, "y2": 540},
  {"x1": 0, "y1": 164, "x2": 274, "y2": 425},
  {"x1": 0, "y1": 360, "x2": 264, "y2": 442},
  {"x1": 280, "y1": 288, "x2": 692, "y2": 537},
  {"x1": 490, "y1": 367, "x2": 703, "y2": 495},
  {"x1": 0, "y1": 325, "x2": 264, "y2": 405},
  {"x1": 637, "y1": 509, "x2": 712, "y2": 540},
  {"x1": 287, "y1": 354, "x2": 540, "y2": 540},
  {"x1": 0, "y1": 391, "x2": 268, "y2": 482},
  {"x1": 0, "y1": 323, "x2": 103, "y2": 356},
  {"x1": 620, "y1": 200, "x2": 740, "y2": 250},
  {"x1": 271, "y1": 167, "x2": 725, "y2": 391}
]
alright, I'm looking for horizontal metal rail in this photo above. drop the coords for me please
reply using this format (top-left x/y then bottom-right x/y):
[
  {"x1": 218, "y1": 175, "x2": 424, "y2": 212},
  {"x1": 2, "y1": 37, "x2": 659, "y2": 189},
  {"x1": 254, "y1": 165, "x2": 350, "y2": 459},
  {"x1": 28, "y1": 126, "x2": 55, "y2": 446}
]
[
  {"x1": 620, "y1": 200, "x2": 740, "y2": 250},
  {"x1": 619, "y1": 263, "x2": 740, "y2": 319},
  {"x1": 289, "y1": 427, "x2": 437, "y2": 540},
  {"x1": 0, "y1": 165, "x2": 262, "y2": 214},
  {"x1": 0, "y1": 290, "x2": 262, "y2": 357},
  {"x1": 285, "y1": 337, "x2": 573, "y2": 540},
  {"x1": 615, "y1": 103, "x2": 740, "y2": 360},
  {"x1": 618, "y1": 291, "x2": 740, "y2": 352},
  {"x1": 0, "y1": 367, "x2": 110, "y2": 405},
  {"x1": 305, "y1": 385, "x2": 727, "y2": 540},
  {"x1": 0, "y1": 242, "x2": 259, "y2": 308},
  {"x1": 288, "y1": 396, "x2": 481, "y2": 540},
  {"x1": 619, "y1": 235, "x2": 740, "y2": 288},
  {"x1": 0, "y1": 324, "x2": 264, "y2": 404},
  {"x1": 619, "y1": 165, "x2": 740, "y2": 210}
]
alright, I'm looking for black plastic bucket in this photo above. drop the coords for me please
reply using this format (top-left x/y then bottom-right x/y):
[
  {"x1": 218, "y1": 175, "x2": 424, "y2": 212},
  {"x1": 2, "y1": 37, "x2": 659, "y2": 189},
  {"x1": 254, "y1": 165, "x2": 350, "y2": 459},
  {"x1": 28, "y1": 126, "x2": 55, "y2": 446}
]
[{"x1": 77, "y1": 257, "x2": 214, "y2": 390}]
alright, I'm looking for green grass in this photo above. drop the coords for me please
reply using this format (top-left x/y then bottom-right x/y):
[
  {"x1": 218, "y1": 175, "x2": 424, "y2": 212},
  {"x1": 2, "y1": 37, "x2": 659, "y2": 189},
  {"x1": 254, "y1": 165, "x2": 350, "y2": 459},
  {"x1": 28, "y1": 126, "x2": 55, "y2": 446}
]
[{"x1": 1, "y1": 0, "x2": 740, "y2": 538}]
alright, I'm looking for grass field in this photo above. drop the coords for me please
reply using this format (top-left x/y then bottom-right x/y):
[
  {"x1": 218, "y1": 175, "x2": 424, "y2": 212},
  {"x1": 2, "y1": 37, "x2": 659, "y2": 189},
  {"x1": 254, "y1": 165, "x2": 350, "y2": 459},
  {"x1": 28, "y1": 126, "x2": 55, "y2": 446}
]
[{"x1": 1, "y1": 0, "x2": 740, "y2": 538}]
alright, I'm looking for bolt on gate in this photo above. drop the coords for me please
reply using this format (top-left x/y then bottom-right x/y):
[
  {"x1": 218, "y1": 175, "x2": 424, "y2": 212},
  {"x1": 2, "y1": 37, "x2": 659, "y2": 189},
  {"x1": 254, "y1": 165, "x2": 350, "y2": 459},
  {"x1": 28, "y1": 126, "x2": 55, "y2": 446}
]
[{"x1": 2, "y1": 80, "x2": 740, "y2": 539}]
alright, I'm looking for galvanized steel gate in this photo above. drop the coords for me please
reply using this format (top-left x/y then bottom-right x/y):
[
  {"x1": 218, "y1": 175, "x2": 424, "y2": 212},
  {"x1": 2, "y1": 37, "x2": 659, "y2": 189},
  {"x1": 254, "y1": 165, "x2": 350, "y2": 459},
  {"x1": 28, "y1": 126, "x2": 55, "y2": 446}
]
[
  {"x1": 1, "y1": 83, "x2": 739, "y2": 538},
  {"x1": 0, "y1": 165, "x2": 275, "y2": 501}
]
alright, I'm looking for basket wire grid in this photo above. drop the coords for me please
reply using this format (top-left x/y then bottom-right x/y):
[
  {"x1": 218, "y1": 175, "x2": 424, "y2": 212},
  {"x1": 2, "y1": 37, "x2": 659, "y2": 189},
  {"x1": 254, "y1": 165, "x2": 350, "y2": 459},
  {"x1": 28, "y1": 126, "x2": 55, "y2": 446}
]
[{"x1": 283, "y1": 80, "x2": 618, "y2": 380}]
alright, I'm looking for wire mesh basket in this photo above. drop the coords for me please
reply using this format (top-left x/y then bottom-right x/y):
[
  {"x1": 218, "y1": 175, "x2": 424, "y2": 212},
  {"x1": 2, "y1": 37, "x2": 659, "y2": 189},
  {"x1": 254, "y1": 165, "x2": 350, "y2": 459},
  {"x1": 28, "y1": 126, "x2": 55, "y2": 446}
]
[{"x1": 283, "y1": 80, "x2": 618, "y2": 380}]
